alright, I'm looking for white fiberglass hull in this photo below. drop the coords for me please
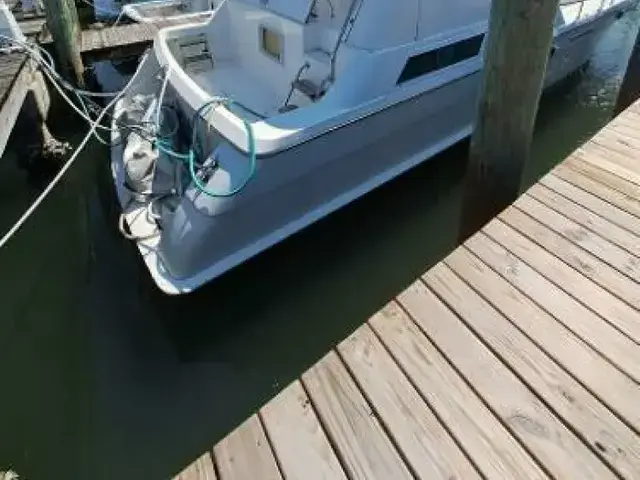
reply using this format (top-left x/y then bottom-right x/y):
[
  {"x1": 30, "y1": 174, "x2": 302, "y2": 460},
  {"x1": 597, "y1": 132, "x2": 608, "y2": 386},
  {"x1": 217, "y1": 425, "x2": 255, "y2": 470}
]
[{"x1": 110, "y1": 4, "x2": 630, "y2": 294}]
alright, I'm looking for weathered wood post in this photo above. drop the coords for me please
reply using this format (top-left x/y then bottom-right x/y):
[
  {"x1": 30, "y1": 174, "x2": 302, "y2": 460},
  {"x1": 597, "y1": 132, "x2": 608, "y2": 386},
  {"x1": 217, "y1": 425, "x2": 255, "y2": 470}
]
[
  {"x1": 458, "y1": 0, "x2": 559, "y2": 241},
  {"x1": 614, "y1": 23, "x2": 640, "y2": 115},
  {"x1": 42, "y1": 0, "x2": 85, "y2": 85}
]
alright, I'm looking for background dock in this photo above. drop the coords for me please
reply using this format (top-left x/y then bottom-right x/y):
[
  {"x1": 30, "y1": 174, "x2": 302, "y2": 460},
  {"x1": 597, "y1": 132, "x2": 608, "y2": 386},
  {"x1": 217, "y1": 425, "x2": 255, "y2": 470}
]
[
  {"x1": 173, "y1": 99, "x2": 640, "y2": 479},
  {"x1": 39, "y1": 18, "x2": 201, "y2": 62},
  {"x1": 0, "y1": 8, "x2": 197, "y2": 156}
]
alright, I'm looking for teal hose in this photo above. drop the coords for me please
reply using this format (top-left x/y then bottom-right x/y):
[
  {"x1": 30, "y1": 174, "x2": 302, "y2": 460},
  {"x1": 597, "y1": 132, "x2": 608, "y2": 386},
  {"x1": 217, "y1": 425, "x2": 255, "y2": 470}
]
[
  {"x1": 154, "y1": 138, "x2": 190, "y2": 161},
  {"x1": 154, "y1": 103, "x2": 191, "y2": 161},
  {"x1": 188, "y1": 99, "x2": 256, "y2": 198}
]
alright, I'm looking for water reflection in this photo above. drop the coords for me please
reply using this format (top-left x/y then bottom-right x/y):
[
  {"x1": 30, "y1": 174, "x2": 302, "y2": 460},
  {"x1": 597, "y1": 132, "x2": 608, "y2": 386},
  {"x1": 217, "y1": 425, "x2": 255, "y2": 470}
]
[{"x1": 0, "y1": 12, "x2": 638, "y2": 480}]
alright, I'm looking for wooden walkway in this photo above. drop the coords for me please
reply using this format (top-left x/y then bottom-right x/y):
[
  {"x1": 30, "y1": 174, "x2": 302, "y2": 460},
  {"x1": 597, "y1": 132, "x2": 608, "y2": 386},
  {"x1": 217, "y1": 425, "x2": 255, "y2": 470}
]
[
  {"x1": 39, "y1": 17, "x2": 208, "y2": 62},
  {"x1": 39, "y1": 22, "x2": 166, "y2": 62},
  {"x1": 171, "y1": 99, "x2": 640, "y2": 479}
]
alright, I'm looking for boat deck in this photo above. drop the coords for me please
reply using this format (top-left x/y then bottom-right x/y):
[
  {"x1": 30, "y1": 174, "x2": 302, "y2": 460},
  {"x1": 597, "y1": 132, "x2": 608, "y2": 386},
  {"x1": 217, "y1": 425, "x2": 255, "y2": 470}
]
[{"x1": 170, "y1": 99, "x2": 640, "y2": 479}]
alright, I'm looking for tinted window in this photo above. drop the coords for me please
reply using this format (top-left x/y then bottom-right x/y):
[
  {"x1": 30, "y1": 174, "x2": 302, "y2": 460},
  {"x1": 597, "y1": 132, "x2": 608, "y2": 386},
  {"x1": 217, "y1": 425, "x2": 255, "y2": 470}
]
[
  {"x1": 398, "y1": 34, "x2": 484, "y2": 84},
  {"x1": 454, "y1": 35, "x2": 484, "y2": 59},
  {"x1": 260, "y1": 26, "x2": 283, "y2": 62},
  {"x1": 397, "y1": 50, "x2": 438, "y2": 83}
]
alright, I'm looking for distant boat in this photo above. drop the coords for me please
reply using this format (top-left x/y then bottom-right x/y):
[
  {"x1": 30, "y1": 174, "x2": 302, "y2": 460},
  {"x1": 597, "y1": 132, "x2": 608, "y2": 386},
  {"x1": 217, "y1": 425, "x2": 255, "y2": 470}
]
[
  {"x1": 121, "y1": 0, "x2": 220, "y2": 24},
  {"x1": 111, "y1": 0, "x2": 636, "y2": 294}
]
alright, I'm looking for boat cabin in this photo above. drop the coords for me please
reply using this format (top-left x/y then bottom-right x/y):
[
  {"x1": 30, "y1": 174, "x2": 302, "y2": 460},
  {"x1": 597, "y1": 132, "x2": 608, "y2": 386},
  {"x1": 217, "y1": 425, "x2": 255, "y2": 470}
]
[
  {"x1": 164, "y1": 0, "x2": 492, "y2": 119},
  {"x1": 157, "y1": 0, "x2": 629, "y2": 152}
]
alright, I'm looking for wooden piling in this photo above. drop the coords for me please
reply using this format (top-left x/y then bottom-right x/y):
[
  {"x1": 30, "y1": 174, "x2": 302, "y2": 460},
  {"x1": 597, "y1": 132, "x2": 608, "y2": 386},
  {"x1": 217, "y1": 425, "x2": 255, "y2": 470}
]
[
  {"x1": 458, "y1": 0, "x2": 559, "y2": 241},
  {"x1": 42, "y1": 0, "x2": 85, "y2": 85},
  {"x1": 614, "y1": 23, "x2": 640, "y2": 116}
]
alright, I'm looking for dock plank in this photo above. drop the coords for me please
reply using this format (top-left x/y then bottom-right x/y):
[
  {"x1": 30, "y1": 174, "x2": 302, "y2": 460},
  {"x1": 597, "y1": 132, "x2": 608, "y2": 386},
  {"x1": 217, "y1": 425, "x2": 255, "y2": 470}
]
[
  {"x1": 445, "y1": 240, "x2": 640, "y2": 431},
  {"x1": 368, "y1": 303, "x2": 549, "y2": 480},
  {"x1": 581, "y1": 135, "x2": 640, "y2": 178},
  {"x1": 516, "y1": 195, "x2": 640, "y2": 283},
  {"x1": 38, "y1": 18, "x2": 208, "y2": 61},
  {"x1": 445, "y1": 244, "x2": 640, "y2": 431},
  {"x1": 562, "y1": 157, "x2": 640, "y2": 209},
  {"x1": 437, "y1": 256, "x2": 640, "y2": 479},
  {"x1": 214, "y1": 415, "x2": 282, "y2": 480},
  {"x1": 399, "y1": 277, "x2": 615, "y2": 479},
  {"x1": 466, "y1": 230, "x2": 640, "y2": 383},
  {"x1": 596, "y1": 121, "x2": 640, "y2": 155},
  {"x1": 0, "y1": 53, "x2": 30, "y2": 157},
  {"x1": 18, "y1": 17, "x2": 46, "y2": 37},
  {"x1": 302, "y1": 352, "x2": 413, "y2": 480},
  {"x1": 487, "y1": 215, "x2": 640, "y2": 344},
  {"x1": 575, "y1": 148, "x2": 640, "y2": 187},
  {"x1": 607, "y1": 115, "x2": 640, "y2": 145},
  {"x1": 337, "y1": 325, "x2": 481, "y2": 479},
  {"x1": 81, "y1": 23, "x2": 157, "y2": 51},
  {"x1": 591, "y1": 131, "x2": 640, "y2": 176},
  {"x1": 0, "y1": 53, "x2": 25, "y2": 104},
  {"x1": 540, "y1": 173, "x2": 640, "y2": 236},
  {"x1": 608, "y1": 107, "x2": 640, "y2": 126},
  {"x1": 174, "y1": 453, "x2": 217, "y2": 480},
  {"x1": 499, "y1": 205, "x2": 640, "y2": 312},
  {"x1": 527, "y1": 184, "x2": 640, "y2": 254},
  {"x1": 260, "y1": 381, "x2": 348, "y2": 480}
]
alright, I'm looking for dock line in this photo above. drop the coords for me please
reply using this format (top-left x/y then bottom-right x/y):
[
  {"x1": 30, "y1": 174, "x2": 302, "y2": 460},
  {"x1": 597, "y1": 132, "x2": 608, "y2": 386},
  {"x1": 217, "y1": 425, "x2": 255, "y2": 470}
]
[{"x1": 0, "y1": 46, "x2": 147, "y2": 250}]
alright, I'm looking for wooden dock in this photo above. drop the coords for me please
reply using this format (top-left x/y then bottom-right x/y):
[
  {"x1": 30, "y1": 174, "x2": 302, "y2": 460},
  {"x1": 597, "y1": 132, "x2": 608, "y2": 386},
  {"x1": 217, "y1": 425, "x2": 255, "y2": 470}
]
[
  {"x1": 39, "y1": 18, "x2": 206, "y2": 62},
  {"x1": 0, "y1": 52, "x2": 48, "y2": 157},
  {"x1": 172, "y1": 101, "x2": 640, "y2": 479},
  {"x1": 75, "y1": 23, "x2": 163, "y2": 61}
]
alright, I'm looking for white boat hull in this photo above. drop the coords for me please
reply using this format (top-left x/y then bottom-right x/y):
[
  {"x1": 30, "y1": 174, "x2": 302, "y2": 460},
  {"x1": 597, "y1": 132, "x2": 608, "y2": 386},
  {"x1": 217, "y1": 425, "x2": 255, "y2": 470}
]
[{"x1": 110, "y1": 2, "x2": 631, "y2": 294}]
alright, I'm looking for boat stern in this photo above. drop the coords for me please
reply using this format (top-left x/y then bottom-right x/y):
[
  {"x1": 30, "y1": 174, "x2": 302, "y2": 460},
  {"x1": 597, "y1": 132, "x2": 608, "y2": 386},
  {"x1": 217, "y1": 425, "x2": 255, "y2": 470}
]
[{"x1": 110, "y1": 49, "x2": 266, "y2": 294}]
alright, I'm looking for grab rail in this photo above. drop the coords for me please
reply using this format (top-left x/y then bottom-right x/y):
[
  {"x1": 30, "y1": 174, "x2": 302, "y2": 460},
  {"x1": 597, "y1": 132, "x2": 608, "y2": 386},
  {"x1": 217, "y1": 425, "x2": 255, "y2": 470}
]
[
  {"x1": 559, "y1": 0, "x2": 621, "y2": 24},
  {"x1": 328, "y1": 0, "x2": 364, "y2": 83}
]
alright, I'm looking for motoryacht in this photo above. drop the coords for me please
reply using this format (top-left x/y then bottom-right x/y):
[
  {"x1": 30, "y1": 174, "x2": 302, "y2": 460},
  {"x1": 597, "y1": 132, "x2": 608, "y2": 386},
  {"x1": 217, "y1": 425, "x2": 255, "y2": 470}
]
[{"x1": 111, "y1": 0, "x2": 635, "y2": 294}]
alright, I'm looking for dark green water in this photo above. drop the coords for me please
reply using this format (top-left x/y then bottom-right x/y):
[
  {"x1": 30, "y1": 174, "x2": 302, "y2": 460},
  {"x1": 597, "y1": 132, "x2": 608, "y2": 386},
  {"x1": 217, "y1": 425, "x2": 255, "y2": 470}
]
[{"x1": 0, "y1": 14, "x2": 638, "y2": 479}]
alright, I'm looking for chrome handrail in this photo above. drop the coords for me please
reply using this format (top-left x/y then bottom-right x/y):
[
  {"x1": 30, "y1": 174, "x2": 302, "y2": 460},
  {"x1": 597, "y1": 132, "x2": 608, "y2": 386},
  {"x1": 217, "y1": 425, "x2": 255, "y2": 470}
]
[{"x1": 329, "y1": 0, "x2": 364, "y2": 83}]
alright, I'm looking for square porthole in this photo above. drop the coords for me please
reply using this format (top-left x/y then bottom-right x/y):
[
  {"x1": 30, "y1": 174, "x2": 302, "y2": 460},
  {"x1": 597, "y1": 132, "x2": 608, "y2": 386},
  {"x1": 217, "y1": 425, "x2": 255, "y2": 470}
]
[{"x1": 260, "y1": 25, "x2": 283, "y2": 63}]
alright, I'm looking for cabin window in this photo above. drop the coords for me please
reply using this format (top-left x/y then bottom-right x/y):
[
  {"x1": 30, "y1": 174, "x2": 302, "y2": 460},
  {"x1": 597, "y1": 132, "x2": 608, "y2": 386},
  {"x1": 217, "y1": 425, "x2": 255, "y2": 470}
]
[
  {"x1": 397, "y1": 34, "x2": 484, "y2": 84},
  {"x1": 260, "y1": 26, "x2": 283, "y2": 63}
]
